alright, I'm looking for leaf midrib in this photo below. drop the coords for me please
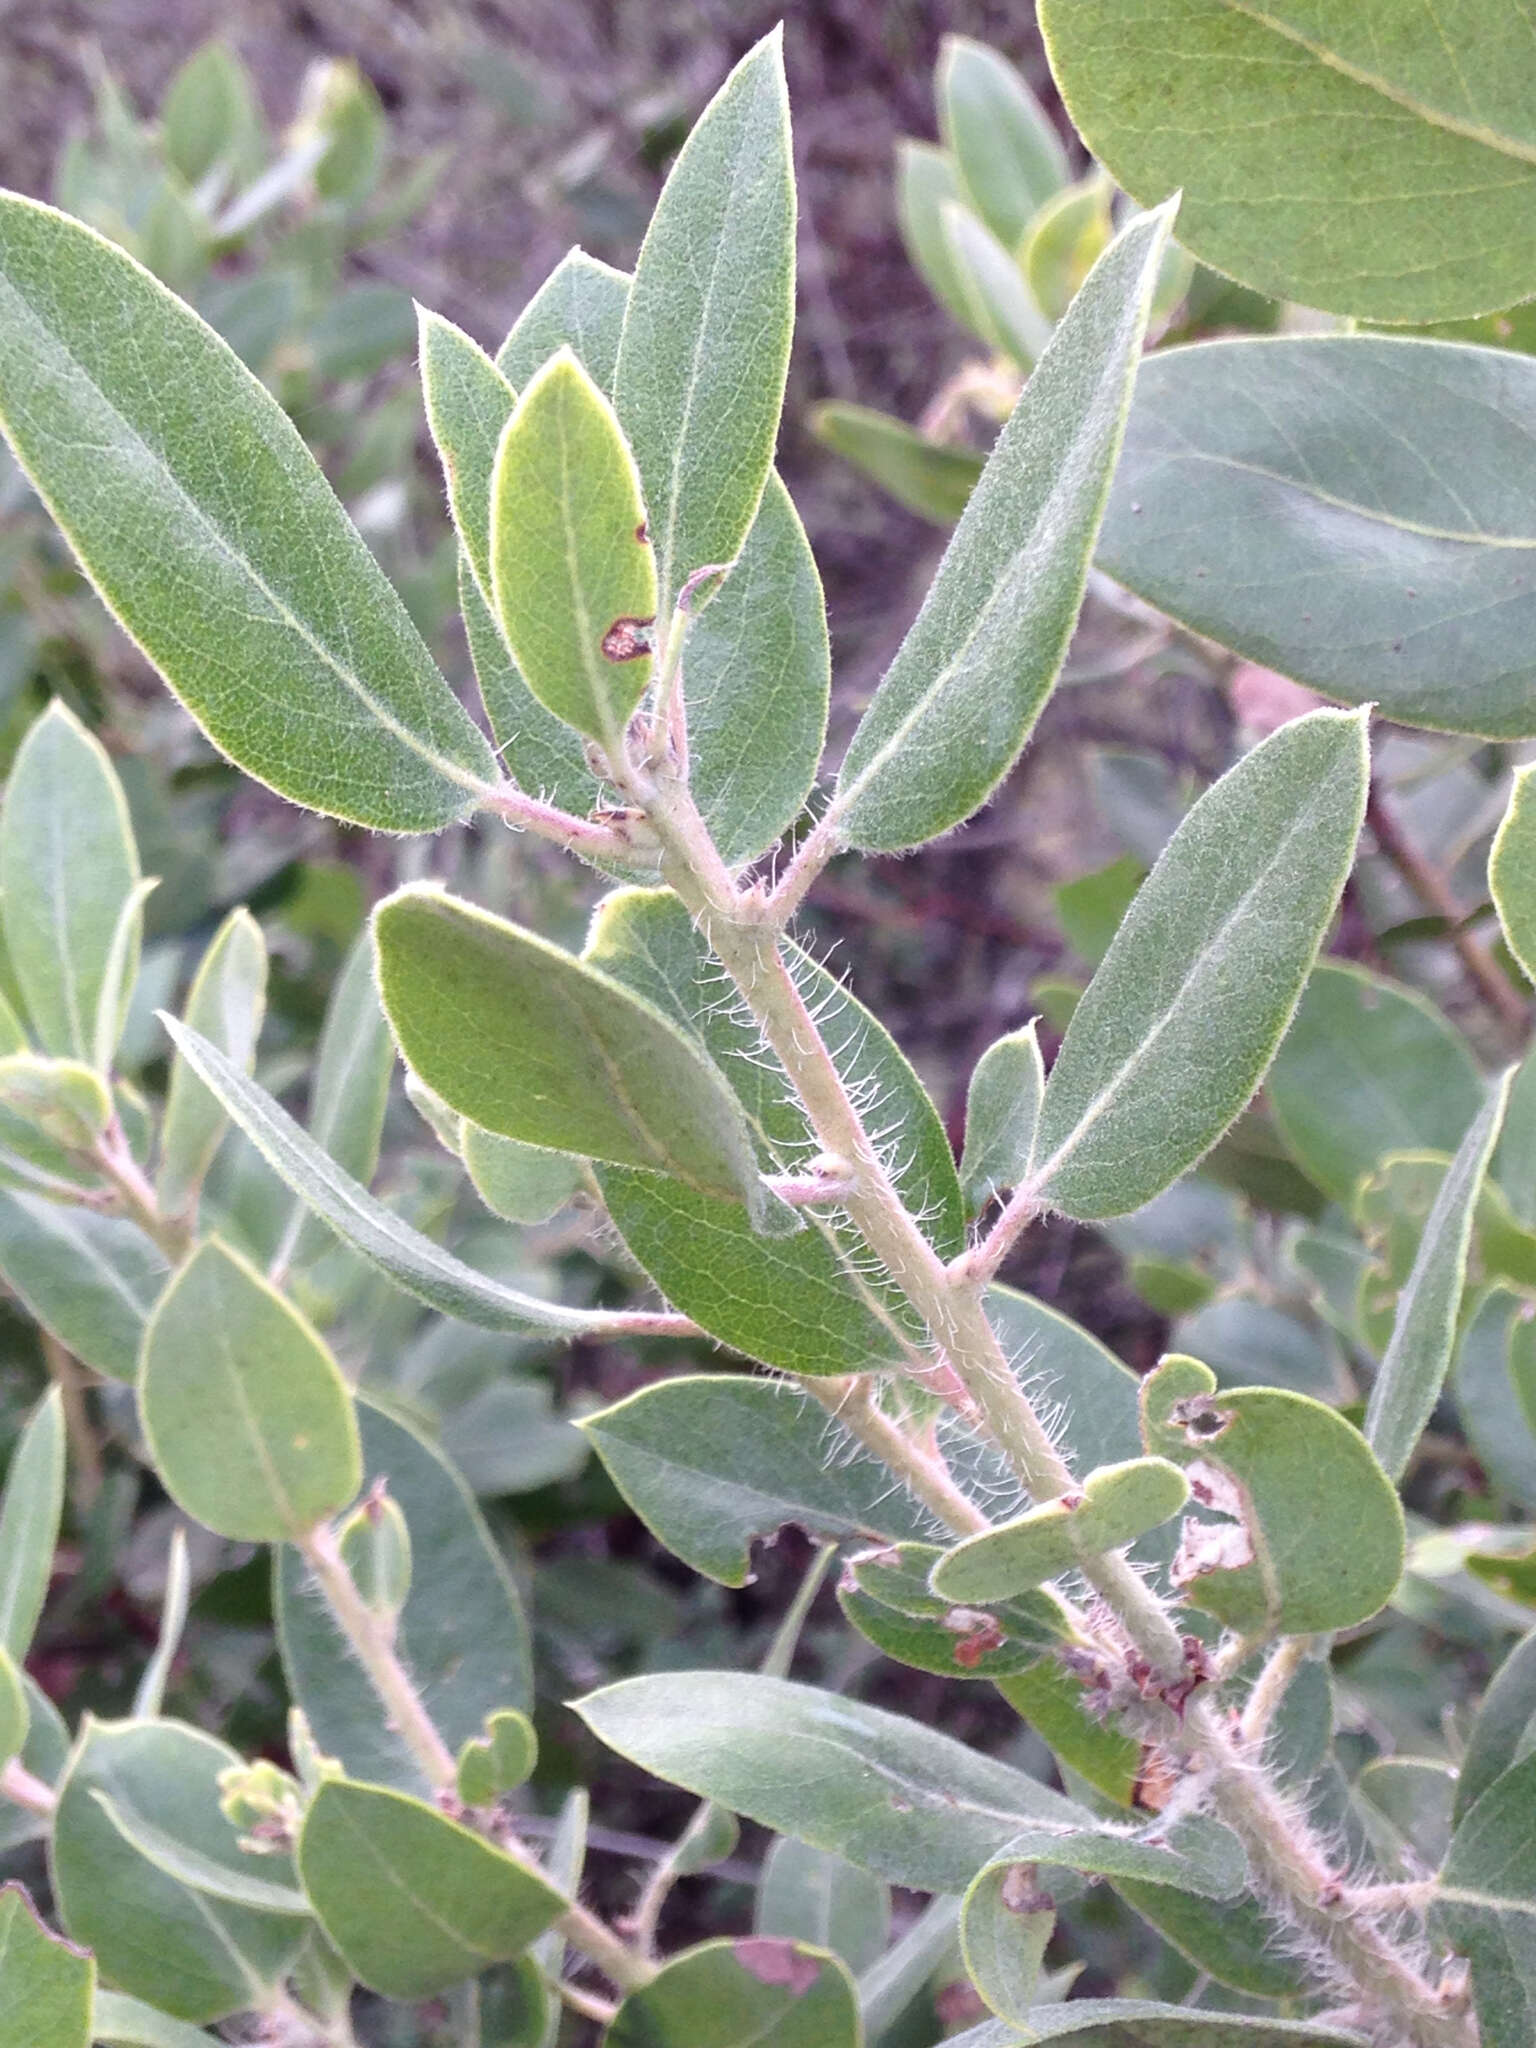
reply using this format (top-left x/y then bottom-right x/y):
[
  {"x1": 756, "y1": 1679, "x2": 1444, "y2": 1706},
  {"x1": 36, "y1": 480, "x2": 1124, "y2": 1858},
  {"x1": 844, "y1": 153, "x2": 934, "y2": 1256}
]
[
  {"x1": 0, "y1": 263, "x2": 486, "y2": 800},
  {"x1": 1221, "y1": 1, "x2": 1536, "y2": 170}
]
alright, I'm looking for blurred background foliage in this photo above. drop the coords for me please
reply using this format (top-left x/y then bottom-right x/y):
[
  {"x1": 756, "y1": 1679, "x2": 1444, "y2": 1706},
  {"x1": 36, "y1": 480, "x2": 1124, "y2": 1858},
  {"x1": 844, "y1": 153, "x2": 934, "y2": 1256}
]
[{"x1": 2, "y1": 5, "x2": 1533, "y2": 2032}]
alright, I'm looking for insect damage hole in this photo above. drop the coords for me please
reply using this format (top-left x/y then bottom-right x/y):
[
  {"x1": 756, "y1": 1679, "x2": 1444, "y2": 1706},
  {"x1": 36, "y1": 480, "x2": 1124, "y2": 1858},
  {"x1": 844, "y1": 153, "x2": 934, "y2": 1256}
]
[{"x1": 601, "y1": 615, "x2": 654, "y2": 662}]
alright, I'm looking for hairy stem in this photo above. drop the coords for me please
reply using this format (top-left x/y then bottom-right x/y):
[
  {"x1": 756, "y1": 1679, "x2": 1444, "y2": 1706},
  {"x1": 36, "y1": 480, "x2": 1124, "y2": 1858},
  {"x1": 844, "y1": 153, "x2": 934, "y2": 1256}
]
[{"x1": 802, "y1": 1378, "x2": 990, "y2": 1537}]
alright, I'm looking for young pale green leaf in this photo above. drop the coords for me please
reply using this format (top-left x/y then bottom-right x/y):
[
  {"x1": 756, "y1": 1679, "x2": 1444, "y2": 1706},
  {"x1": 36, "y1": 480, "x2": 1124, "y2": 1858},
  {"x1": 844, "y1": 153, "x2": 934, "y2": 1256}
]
[
  {"x1": 92, "y1": 1791, "x2": 311, "y2": 1915},
  {"x1": 1458, "y1": 1627, "x2": 1536, "y2": 1824},
  {"x1": 276, "y1": 1401, "x2": 532, "y2": 1793},
  {"x1": 1433, "y1": 1750, "x2": 1536, "y2": 2048},
  {"x1": 1041, "y1": 1, "x2": 1536, "y2": 323},
  {"x1": 1365, "y1": 1072, "x2": 1512, "y2": 1481},
  {"x1": 418, "y1": 306, "x2": 516, "y2": 605},
  {"x1": 373, "y1": 885, "x2": 781, "y2": 1223},
  {"x1": 942, "y1": 202, "x2": 1053, "y2": 367},
  {"x1": 0, "y1": 1647, "x2": 28, "y2": 1767},
  {"x1": 938, "y1": 36, "x2": 1068, "y2": 250},
  {"x1": 1030, "y1": 710, "x2": 1368, "y2": 1220},
  {"x1": 961, "y1": 1021, "x2": 1045, "y2": 1214},
  {"x1": 460, "y1": 558, "x2": 600, "y2": 819},
  {"x1": 490, "y1": 348, "x2": 656, "y2": 749},
  {"x1": 579, "y1": 1376, "x2": 934, "y2": 1587},
  {"x1": 161, "y1": 40, "x2": 263, "y2": 185},
  {"x1": 52, "y1": 1719, "x2": 305, "y2": 2022},
  {"x1": 0, "y1": 1388, "x2": 64, "y2": 1663},
  {"x1": 755, "y1": 1840, "x2": 891, "y2": 1978},
  {"x1": 456, "y1": 1710, "x2": 537, "y2": 1807},
  {"x1": 1025, "y1": 175, "x2": 1115, "y2": 322},
  {"x1": 157, "y1": 909, "x2": 266, "y2": 1217},
  {"x1": 0, "y1": 194, "x2": 496, "y2": 829},
  {"x1": 497, "y1": 246, "x2": 629, "y2": 393},
  {"x1": 896, "y1": 140, "x2": 986, "y2": 338},
  {"x1": 838, "y1": 1540, "x2": 1067, "y2": 1686},
  {"x1": 998, "y1": 2005, "x2": 1361, "y2": 2045},
  {"x1": 1056, "y1": 855, "x2": 1145, "y2": 967},
  {"x1": 1143, "y1": 1356, "x2": 1404, "y2": 1635},
  {"x1": 577, "y1": 1670, "x2": 1101, "y2": 1894},
  {"x1": 1493, "y1": 766, "x2": 1536, "y2": 983},
  {"x1": 1098, "y1": 339, "x2": 1536, "y2": 739},
  {"x1": 930, "y1": 1457, "x2": 1189, "y2": 1603},
  {"x1": 832, "y1": 204, "x2": 1174, "y2": 853},
  {"x1": 808, "y1": 401, "x2": 982, "y2": 525},
  {"x1": 613, "y1": 30, "x2": 795, "y2": 619},
  {"x1": 960, "y1": 1861, "x2": 1052, "y2": 2027},
  {"x1": 461, "y1": 1125, "x2": 583, "y2": 1225},
  {"x1": 139, "y1": 1240, "x2": 361, "y2": 1543},
  {"x1": 607, "y1": 1938, "x2": 859, "y2": 2048},
  {"x1": 0, "y1": 1190, "x2": 168, "y2": 1383},
  {"x1": 159, "y1": 1017, "x2": 668, "y2": 1338},
  {"x1": 0, "y1": 702, "x2": 139, "y2": 1064},
  {"x1": 0, "y1": 1883, "x2": 92, "y2": 2048},
  {"x1": 90, "y1": 1991, "x2": 222, "y2": 2048},
  {"x1": 297, "y1": 1779, "x2": 565, "y2": 2001},
  {"x1": 1267, "y1": 962, "x2": 1483, "y2": 1203},
  {"x1": 0, "y1": 1056, "x2": 111, "y2": 1150},
  {"x1": 276, "y1": 928, "x2": 395, "y2": 1273}
]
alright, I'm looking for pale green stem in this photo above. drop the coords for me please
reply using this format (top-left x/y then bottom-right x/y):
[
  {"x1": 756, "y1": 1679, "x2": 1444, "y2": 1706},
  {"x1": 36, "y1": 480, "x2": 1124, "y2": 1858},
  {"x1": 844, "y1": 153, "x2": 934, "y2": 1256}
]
[
  {"x1": 93, "y1": 1122, "x2": 192, "y2": 1262},
  {"x1": 801, "y1": 1378, "x2": 990, "y2": 1537},
  {"x1": 0, "y1": 1757, "x2": 56, "y2": 1815}
]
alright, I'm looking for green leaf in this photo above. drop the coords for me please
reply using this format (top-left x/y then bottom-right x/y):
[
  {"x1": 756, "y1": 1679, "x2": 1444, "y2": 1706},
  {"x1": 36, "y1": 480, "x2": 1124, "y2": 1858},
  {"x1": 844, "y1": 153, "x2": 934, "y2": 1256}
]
[
  {"x1": 157, "y1": 910, "x2": 266, "y2": 1217},
  {"x1": 896, "y1": 140, "x2": 985, "y2": 338},
  {"x1": 139, "y1": 1240, "x2": 361, "y2": 1543},
  {"x1": 90, "y1": 1991, "x2": 220, "y2": 2047},
  {"x1": 92, "y1": 1789, "x2": 310, "y2": 1915},
  {"x1": 832, "y1": 204, "x2": 1174, "y2": 852},
  {"x1": 938, "y1": 36, "x2": 1068, "y2": 249},
  {"x1": 0, "y1": 1646, "x2": 27, "y2": 1767},
  {"x1": 0, "y1": 1189, "x2": 166, "y2": 1384},
  {"x1": 1365, "y1": 1072, "x2": 1511, "y2": 1480},
  {"x1": 1030, "y1": 711, "x2": 1368, "y2": 1219},
  {"x1": 459, "y1": 558, "x2": 601, "y2": 822},
  {"x1": 0, "y1": 1883, "x2": 92, "y2": 2048},
  {"x1": 581, "y1": 1376, "x2": 934, "y2": 1587},
  {"x1": 930, "y1": 1458, "x2": 1190, "y2": 1602},
  {"x1": 1142, "y1": 1355, "x2": 1404, "y2": 1635},
  {"x1": 1040, "y1": 0, "x2": 1536, "y2": 323},
  {"x1": 1098, "y1": 337, "x2": 1536, "y2": 739},
  {"x1": 577, "y1": 1670, "x2": 1150, "y2": 1894},
  {"x1": 276, "y1": 1400, "x2": 532, "y2": 1793},
  {"x1": 755, "y1": 1841, "x2": 890, "y2": 1977},
  {"x1": 277, "y1": 928, "x2": 395, "y2": 1273},
  {"x1": 838, "y1": 1539, "x2": 1068, "y2": 1685},
  {"x1": 0, "y1": 194, "x2": 496, "y2": 829},
  {"x1": 373, "y1": 885, "x2": 782, "y2": 1224},
  {"x1": 462, "y1": 1126, "x2": 583, "y2": 1225},
  {"x1": 92, "y1": 879, "x2": 157, "y2": 1076},
  {"x1": 1356, "y1": 1757, "x2": 1455, "y2": 1872},
  {"x1": 298, "y1": 1778, "x2": 564, "y2": 2000},
  {"x1": 961, "y1": 1022, "x2": 1045, "y2": 1213},
  {"x1": 0, "y1": 1056, "x2": 111, "y2": 1150},
  {"x1": 490, "y1": 348, "x2": 656, "y2": 749},
  {"x1": 808, "y1": 402, "x2": 982, "y2": 525},
  {"x1": 613, "y1": 30, "x2": 795, "y2": 619},
  {"x1": 1494, "y1": 1050, "x2": 1536, "y2": 1230},
  {"x1": 0, "y1": 702, "x2": 139, "y2": 1064},
  {"x1": 589, "y1": 887, "x2": 962, "y2": 1371},
  {"x1": 162, "y1": 41, "x2": 263, "y2": 185},
  {"x1": 960, "y1": 1861, "x2": 1052, "y2": 2026},
  {"x1": 1434, "y1": 1751, "x2": 1536, "y2": 2047},
  {"x1": 942, "y1": 202, "x2": 1053, "y2": 366},
  {"x1": 159, "y1": 1017, "x2": 672, "y2": 1338},
  {"x1": 457, "y1": 1710, "x2": 537, "y2": 1807},
  {"x1": 992, "y1": 2004, "x2": 1361, "y2": 2044},
  {"x1": 419, "y1": 306, "x2": 516, "y2": 606},
  {"x1": 1267, "y1": 962, "x2": 1483, "y2": 1203},
  {"x1": 1459, "y1": 1626, "x2": 1536, "y2": 1824},
  {"x1": 0, "y1": 1388, "x2": 64, "y2": 1663},
  {"x1": 994, "y1": 1661, "x2": 1141, "y2": 1811},
  {"x1": 497, "y1": 247, "x2": 629, "y2": 394},
  {"x1": 1024, "y1": 175, "x2": 1115, "y2": 323},
  {"x1": 609, "y1": 1938, "x2": 858, "y2": 2048},
  {"x1": 52, "y1": 1718, "x2": 305, "y2": 2022},
  {"x1": 1493, "y1": 767, "x2": 1536, "y2": 983},
  {"x1": 1055, "y1": 855, "x2": 1144, "y2": 968}
]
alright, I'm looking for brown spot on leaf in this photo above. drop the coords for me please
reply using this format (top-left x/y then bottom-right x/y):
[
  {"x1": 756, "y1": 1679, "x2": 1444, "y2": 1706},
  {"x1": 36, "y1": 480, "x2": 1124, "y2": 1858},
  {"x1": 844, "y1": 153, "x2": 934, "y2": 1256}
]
[
  {"x1": 635, "y1": 520, "x2": 649, "y2": 543},
  {"x1": 1001, "y1": 1862, "x2": 1054, "y2": 1915},
  {"x1": 601, "y1": 615, "x2": 654, "y2": 662},
  {"x1": 734, "y1": 1938, "x2": 821, "y2": 1994}
]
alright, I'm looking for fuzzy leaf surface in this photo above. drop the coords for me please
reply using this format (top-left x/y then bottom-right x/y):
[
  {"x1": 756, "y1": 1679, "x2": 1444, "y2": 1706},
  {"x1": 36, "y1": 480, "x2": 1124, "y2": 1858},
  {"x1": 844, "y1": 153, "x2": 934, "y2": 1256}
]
[
  {"x1": 157, "y1": 909, "x2": 266, "y2": 1216},
  {"x1": 755, "y1": 1840, "x2": 891, "y2": 1977},
  {"x1": 1493, "y1": 766, "x2": 1536, "y2": 983},
  {"x1": 0, "y1": 195, "x2": 495, "y2": 828},
  {"x1": 497, "y1": 247, "x2": 629, "y2": 394},
  {"x1": 1031, "y1": 710, "x2": 1367, "y2": 1219},
  {"x1": 419, "y1": 307, "x2": 516, "y2": 605},
  {"x1": 0, "y1": 1884, "x2": 92, "y2": 2048},
  {"x1": 834, "y1": 205, "x2": 1174, "y2": 852},
  {"x1": 962, "y1": 1022, "x2": 1045, "y2": 1213},
  {"x1": 1040, "y1": 1, "x2": 1536, "y2": 322},
  {"x1": 0, "y1": 1191, "x2": 168, "y2": 1383},
  {"x1": 1098, "y1": 338, "x2": 1536, "y2": 737},
  {"x1": 607, "y1": 1938, "x2": 859, "y2": 2048},
  {"x1": 1434, "y1": 1750, "x2": 1536, "y2": 2048}
]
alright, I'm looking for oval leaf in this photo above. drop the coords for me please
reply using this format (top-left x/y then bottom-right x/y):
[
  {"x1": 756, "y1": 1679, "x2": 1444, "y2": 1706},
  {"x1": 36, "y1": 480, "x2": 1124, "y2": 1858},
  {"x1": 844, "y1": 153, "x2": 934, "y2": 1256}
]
[
  {"x1": 961, "y1": 1021, "x2": 1045, "y2": 1214},
  {"x1": 1030, "y1": 710, "x2": 1368, "y2": 1220},
  {"x1": 931, "y1": 1458, "x2": 1189, "y2": 1603},
  {"x1": 419, "y1": 306, "x2": 516, "y2": 606},
  {"x1": 0, "y1": 194, "x2": 496, "y2": 828},
  {"x1": 832, "y1": 203, "x2": 1174, "y2": 853},
  {"x1": 608, "y1": 1937, "x2": 860, "y2": 2048},
  {"x1": 140, "y1": 1240, "x2": 361, "y2": 1543},
  {"x1": 939, "y1": 36, "x2": 1068, "y2": 248}
]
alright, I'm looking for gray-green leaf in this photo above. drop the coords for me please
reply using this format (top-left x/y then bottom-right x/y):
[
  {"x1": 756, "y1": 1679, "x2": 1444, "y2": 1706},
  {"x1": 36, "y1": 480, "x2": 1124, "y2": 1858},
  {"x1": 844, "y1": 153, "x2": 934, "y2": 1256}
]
[
  {"x1": 0, "y1": 1189, "x2": 168, "y2": 1383},
  {"x1": 939, "y1": 36, "x2": 1068, "y2": 249},
  {"x1": 0, "y1": 1388, "x2": 64, "y2": 1663},
  {"x1": 832, "y1": 204, "x2": 1174, "y2": 852},
  {"x1": 0, "y1": 194, "x2": 496, "y2": 828},
  {"x1": 1030, "y1": 710, "x2": 1368, "y2": 1219},
  {"x1": 961, "y1": 1022, "x2": 1045, "y2": 1214},
  {"x1": 157, "y1": 909, "x2": 266, "y2": 1217},
  {"x1": 419, "y1": 306, "x2": 516, "y2": 606},
  {"x1": 0, "y1": 1883, "x2": 92, "y2": 2048}
]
